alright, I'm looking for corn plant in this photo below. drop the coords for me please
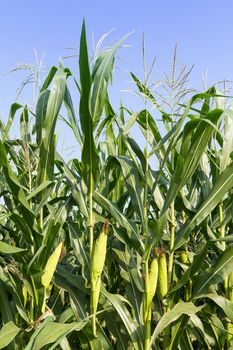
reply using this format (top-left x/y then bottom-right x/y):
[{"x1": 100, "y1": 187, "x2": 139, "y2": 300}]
[{"x1": 0, "y1": 21, "x2": 233, "y2": 350}]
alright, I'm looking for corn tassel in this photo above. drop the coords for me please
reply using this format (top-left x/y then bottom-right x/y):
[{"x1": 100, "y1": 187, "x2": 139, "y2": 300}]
[{"x1": 90, "y1": 220, "x2": 109, "y2": 336}]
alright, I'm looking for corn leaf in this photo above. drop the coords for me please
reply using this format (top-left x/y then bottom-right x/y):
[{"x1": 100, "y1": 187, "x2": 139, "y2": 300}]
[
  {"x1": 79, "y1": 20, "x2": 99, "y2": 189},
  {"x1": 0, "y1": 241, "x2": 26, "y2": 254},
  {"x1": 37, "y1": 70, "x2": 66, "y2": 184},
  {"x1": 194, "y1": 293, "x2": 233, "y2": 321},
  {"x1": 150, "y1": 302, "x2": 203, "y2": 345},
  {"x1": 193, "y1": 245, "x2": 233, "y2": 296},
  {"x1": 91, "y1": 33, "x2": 130, "y2": 128},
  {"x1": 0, "y1": 322, "x2": 20, "y2": 349},
  {"x1": 174, "y1": 161, "x2": 233, "y2": 249}
]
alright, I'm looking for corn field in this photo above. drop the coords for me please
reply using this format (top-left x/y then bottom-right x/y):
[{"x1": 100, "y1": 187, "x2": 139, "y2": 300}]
[{"x1": 0, "y1": 22, "x2": 233, "y2": 349}]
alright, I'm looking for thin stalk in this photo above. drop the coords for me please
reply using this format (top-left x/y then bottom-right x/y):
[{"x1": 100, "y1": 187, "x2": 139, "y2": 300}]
[
  {"x1": 143, "y1": 33, "x2": 149, "y2": 249},
  {"x1": 91, "y1": 279, "x2": 96, "y2": 336},
  {"x1": 28, "y1": 169, "x2": 32, "y2": 208},
  {"x1": 143, "y1": 105, "x2": 150, "y2": 349},
  {"x1": 144, "y1": 261, "x2": 150, "y2": 350},
  {"x1": 40, "y1": 208, "x2": 43, "y2": 231},
  {"x1": 181, "y1": 187, "x2": 186, "y2": 223},
  {"x1": 219, "y1": 203, "x2": 228, "y2": 292},
  {"x1": 142, "y1": 34, "x2": 151, "y2": 350},
  {"x1": 227, "y1": 272, "x2": 233, "y2": 347},
  {"x1": 219, "y1": 202, "x2": 225, "y2": 249},
  {"x1": 89, "y1": 186, "x2": 94, "y2": 257},
  {"x1": 163, "y1": 103, "x2": 176, "y2": 348},
  {"x1": 168, "y1": 201, "x2": 175, "y2": 292},
  {"x1": 89, "y1": 172, "x2": 95, "y2": 334},
  {"x1": 163, "y1": 205, "x2": 175, "y2": 349},
  {"x1": 144, "y1": 126, "x2": 149, "y2": 248},
  {"x1": 167, "y1": 103, "x2": 176, "y2": 299},
  {"x1": 219, "y1": 202, "x2": 232, "y2": 348}
]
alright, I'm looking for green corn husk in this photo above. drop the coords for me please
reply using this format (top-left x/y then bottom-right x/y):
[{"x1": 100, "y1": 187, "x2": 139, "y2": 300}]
[
  {"x1": 148, "y1": 257, "x2": 159, "y2": 302},
  {"x1": 184, "y1": 279, "x2": 193, "y2": 301},
  {"x1": 227, "y1": 322, "x2": 233, "y2": 346},
  {"x1": 143, "y1": 257, "x2": 158, "y2": 323},
  {"x1": 91, "y1": 277, "x2": 101, "y2": 314},
  {"x1": 228, "y1": 271, "x2": 233, "y2": 302},
  {"x1": 91, "y1": 220, "x2": 109, "y2": 336},
  {"x1": 158, "y1": 250, "x2": 168, "y2": 301},
  {"x1": 179, "y1": 250, "x2": 188, "y2": 264}
]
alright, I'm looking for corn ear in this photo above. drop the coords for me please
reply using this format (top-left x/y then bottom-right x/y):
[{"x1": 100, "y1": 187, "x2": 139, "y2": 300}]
[
  {"x1": 42, "y1": 241, "x2": 64, "y2": 289},
  {"x1": 184, "y1": 279, "x2": 193, "y2": 301},
  {"x1": 91, "y1": 220, "x2": 109, "y2": 336},
  {"x1": 148, "y1": 257, "x2": 158, "y2": 302},
  {"x1": 227, "y1": 322, "x2": 233, "y2": 346},
  {"x1": 179, "y1": 250, "x2": 188, "y2": 264},
  {"x1": 22, "y1": 285, "x2": 27, "y2": 308},
  {"x1": 143, "y1": 257, "x2": 158, "y2": 323},
  {"x1": 228, "y1": 271, "x2": 233, "y2": 302},
  {"x1": 91, "y1": 277, "x2": 101, "y2": 313},
  {"x1": 158, "y1": 250, "x2": 168, "y2": 300},
  {"x1": 91, "y1": 223, "x2": 108, "y2": 280}
]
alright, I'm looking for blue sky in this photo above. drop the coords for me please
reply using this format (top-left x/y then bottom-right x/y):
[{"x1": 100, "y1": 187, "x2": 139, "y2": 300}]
[{"x1": 1, "y1": 0, "x2": 233, "y2": 155}]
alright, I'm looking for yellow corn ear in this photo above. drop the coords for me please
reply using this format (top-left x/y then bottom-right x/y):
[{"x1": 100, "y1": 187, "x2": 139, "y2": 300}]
[
  {"x1": 22, "y1": 285, "x2": 27, "y2": 308},
  {"x1": 91, "y1": 220, "x2": 109, "y2": 336},
  {"x1": 92, "y1": 277, "x2": 101, "y2": 314},
  {"x1": 143, "y1": 257, "x2": 158, "y2": 323},
  {"x1": 227, "y1": 322, "x2": 233, "y2": 346},
  {"x1": 184, "y1": 279, "x2": 192, "y2": 302},
  {"x1": 228, "y1": 272, "x2": 233, "y2": 303},
  {"x1": 91, "y1": 223, "x2": 108, "y2": 280},
  {"x1": 42, "y1": 241, "x2": 64, "y2": 289},
  {"x1": 148, "y1": 257, "x2": 159, "y2": 302},
  {"x1": 158, "y1": 250, "x2": 168, "y2": 300},
  {"x1": 179, "y1": 250, "x2": 188, "y2": 264}
]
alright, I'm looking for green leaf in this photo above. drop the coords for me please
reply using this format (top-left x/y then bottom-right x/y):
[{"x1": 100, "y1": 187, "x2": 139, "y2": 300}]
[
  {"x1": 35, "y1": 90, "x2": 50, "y2": 145},
  {"x1": 91, "y1": 33, "x2": 131, "y2": 128},
  {"x1": 137, "y1": 109, "x2": 166, "y2": 161},
  {"x1": 193, "y1": 245, "x2": 233, "y2": 296},
  {"x1": 31, "y1": 321, "x2": 86, "y2": 350},
  {"x1": 78, "y1": 326, "x2": 114, "y2": 350},
  {"x1": 64, "y1": 86, "x2": 82, "y2": 146},
  {"x1": 220, "y1": 110, "x2": 233, "y2": 171},
  {"x1": 162, "y1": 108, "x2": 223, "y2": 215},
  {"x1": 93, "y1": 190, "x2": 143, "y2": 250},
  {"x1": 174, "y1": 161, "x2": 233, "y2": 249},
  {"x1": 0, "y1": 281, "x2": 14, "y2": 323},
  {"x1": 54, "y1": 266, "x2": 88, "y2": 321},
  {"x1": 69, "y1": 222, "x2": 90, "y2": 283},
  {"x1": 101, "y1": 288, "x2": 143, "y2": 350},
  {"x1": 79, "y1": 20, "x2": 99, "y2": 189},
  {"x1": 24, "y1": 314, "x2": 85, "y2": 350},
  {"x1": 0, "y1": 322, "x2": 20, "y2": 349},
  {"x1": 130, "y1": 73, "x2": 164, "y2": 114},
  {"x1": 111, "y1": 156, "x2": 144, "y2": 225},
  {"x1": 194, "y1": 293, "x2": 233, "y2": 321},
  {"x1": 37, "y1": 70, "x2": 66, "y2": 184},
  {"x1": 2, "y1": 103, "x2": 23, "y2": 142},
  {"x1": 149, "y1": 302, "x2": 203, "y2": 346},
  {"x1": 26, "y1": 180, "x2": 54, "y2": 199},
  {"x1": 40, "y1": 66, "x2": 58, "y2": 92},
  {"x1": 0, "y1": 241, "x2": 26, "y2": 254},
  {"x1": 39, "y1": 196, "x2": 71, "y2": 267}
]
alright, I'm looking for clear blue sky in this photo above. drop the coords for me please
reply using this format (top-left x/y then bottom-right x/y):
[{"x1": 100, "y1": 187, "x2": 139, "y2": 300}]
[{"x1": 1, "y1": 0, "x2": 233, "y2": 155}]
